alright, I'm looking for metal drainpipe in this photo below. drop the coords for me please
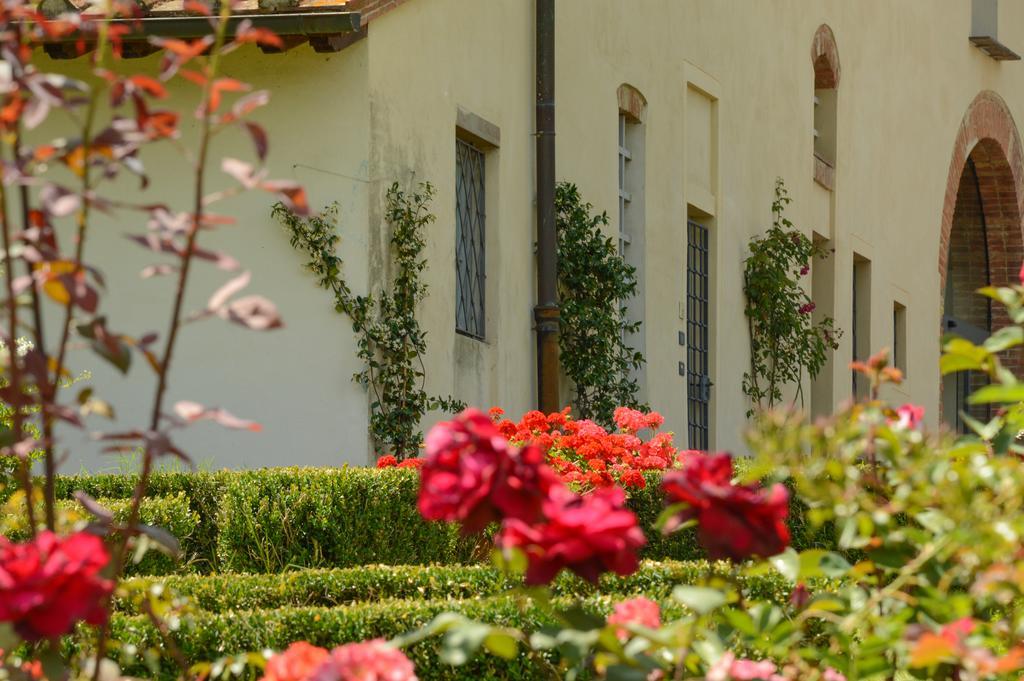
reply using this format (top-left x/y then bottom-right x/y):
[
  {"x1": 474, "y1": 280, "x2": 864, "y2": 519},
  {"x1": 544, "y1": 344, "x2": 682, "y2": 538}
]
[{"x1": 535, "y1": 0, "x2": 560, "y2": 413}]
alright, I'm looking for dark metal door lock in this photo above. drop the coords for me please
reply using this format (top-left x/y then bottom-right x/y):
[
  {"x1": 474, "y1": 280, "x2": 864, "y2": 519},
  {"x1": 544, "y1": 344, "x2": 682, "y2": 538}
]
[{"x1": 700, "y1": 375, "x2": 714, "y2": 402}]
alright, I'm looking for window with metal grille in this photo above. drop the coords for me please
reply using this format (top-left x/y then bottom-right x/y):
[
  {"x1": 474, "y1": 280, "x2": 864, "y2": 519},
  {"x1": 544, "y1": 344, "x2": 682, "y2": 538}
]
[
  {"x1": 686, "y1": 219, "x2": 712, "y2": 450},
  {"x1": 455, "y1": 139, "x2": 486, "y2": 339},
  {"x1": 618, "y1": 114, "x2": 632, "y2": 256},
  {"x1": 852, "y1": 254, "x2": 871, "y2": 400}
]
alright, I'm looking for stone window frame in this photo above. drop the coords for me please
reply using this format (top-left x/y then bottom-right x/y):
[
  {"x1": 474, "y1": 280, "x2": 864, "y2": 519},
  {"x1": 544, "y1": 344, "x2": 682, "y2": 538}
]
[{"x1": 811, "y1": 24, "x2": 840, "y2": 190}]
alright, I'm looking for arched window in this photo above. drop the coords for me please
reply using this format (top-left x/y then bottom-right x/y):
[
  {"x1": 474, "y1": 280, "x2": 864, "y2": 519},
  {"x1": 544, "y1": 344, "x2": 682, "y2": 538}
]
[
  {"x1": 617, "y1": 84, "x2": 647, "y2": 393},
  {"x1": 811, "y1": 24, "x2": 840, "y2": 189}
]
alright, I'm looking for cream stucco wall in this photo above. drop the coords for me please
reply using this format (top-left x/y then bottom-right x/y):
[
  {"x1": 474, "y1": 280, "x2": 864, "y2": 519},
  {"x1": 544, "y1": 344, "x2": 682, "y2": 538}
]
[
  {"x1": 35, "y1": 0, "x2": 1024, "y2": 470},
  {"x1": 36, "y1": 41, "x2": 375, "y2": 471}
]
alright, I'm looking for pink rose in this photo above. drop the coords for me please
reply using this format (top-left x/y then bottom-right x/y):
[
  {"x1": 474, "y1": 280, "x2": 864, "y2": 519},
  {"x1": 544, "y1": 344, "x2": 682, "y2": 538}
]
[
  {"x1": 0, "y1": 531, "x2": 114, "y2": 640},
  {"x1": 893, "y1": 404, "x2": 925, "y2": 430},
  {"x1": 312, "y1": 640, "x2": 417, "y2": 681},
  {"x1": 607, "y1": 597, "x2": 661, "y2": 640},
  {"x1": 706, "y1": 653, "x2": 785, "y2": 681},
  {"x1": 261, "y1": 642, "x2": 330, "y2": 681},
  {"x1": 496, "y1": 485, "x2": 646, "y2": 585}
]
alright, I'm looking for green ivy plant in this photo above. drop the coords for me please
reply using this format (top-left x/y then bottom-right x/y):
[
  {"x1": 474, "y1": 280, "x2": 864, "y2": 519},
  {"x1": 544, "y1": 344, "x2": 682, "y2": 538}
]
[
  {"x1": 940, "y1": 270, "x2": 1024, "y2": 452},
  {"x1": 274, "y1": 182, "x2": 464, "y2": 460},
  {"x1": 742, "y1": 179, "x2": 840, "y2": 416},
  {"x1": 555, "y1": 182, "x2": 646, "y2": 426}
]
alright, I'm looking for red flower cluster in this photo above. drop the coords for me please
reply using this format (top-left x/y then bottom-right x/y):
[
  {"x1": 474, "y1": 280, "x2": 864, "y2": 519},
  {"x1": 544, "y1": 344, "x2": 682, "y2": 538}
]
[
  {"x1": 0, "y1": 530, "x2": 114, "y2": 641},
  {"x1": 490, "y1": 406, "x2": 692, "y2": 491},
  {"x1": 376, "y1": 455, "x2": 423, "y2": 469},
  {"x1": 419, "y1": 409, "x2": 646, "y2": 584},
  {"x1": 662, "y1": 453, "x2": 790, "y2": 562},
  {"x1": 261, "y1": 640, "x2": 417, "y2": 681}
]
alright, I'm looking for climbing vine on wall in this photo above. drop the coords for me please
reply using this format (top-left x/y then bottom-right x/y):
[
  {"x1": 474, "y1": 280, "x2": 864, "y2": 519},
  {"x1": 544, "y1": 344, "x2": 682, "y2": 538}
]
[
  {"x1": 742, "y1": 178, "x2": 840, "y2": 416},
  {"x1": 273, "y1": 182, "x2": 464, "y2": 460},
  {"x1": 556, "y1": 181, "x2": 646, "y2": 426}
]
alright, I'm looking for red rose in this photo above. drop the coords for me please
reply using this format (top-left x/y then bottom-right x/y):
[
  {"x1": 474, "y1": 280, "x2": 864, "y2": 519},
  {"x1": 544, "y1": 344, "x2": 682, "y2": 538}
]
[
  {"x1": 261, "y1": 642, "x2": 330, "y2": 681},
  {"x1": 0, "y1": 531, "x2": 114, "y2": 640},
  {"x1": 419, "y1": 410, "x2": 564, "y2": 533},
  {"x1": 490, "y1": 444, "x2": 562, "y2": 525},
  {"x1": 311, "y1": 639, "x2": 418, "y2": 681},
  {"x1": 418, "y1": 409, "x2": 512, "y2": 533},
  {"x1": 662, "y1": 453, "x2": 790, "y2": 562},
  {"x1": 497, "y1": 485, "x2": 646, "y2": 585}
]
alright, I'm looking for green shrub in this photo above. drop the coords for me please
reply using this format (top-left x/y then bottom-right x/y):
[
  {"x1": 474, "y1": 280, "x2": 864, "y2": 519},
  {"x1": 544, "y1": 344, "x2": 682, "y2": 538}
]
[
  {"x1": 2, "y1": 493, "x2": 198, "y2": 575},
  {"x1": 52, "y1": 471, "x2": 229, "y2": 573},
  {"x1": 214, "y1": 468, "x2": 744, "y2": 572},
  {"x1": 214, "y1": 468, "x2": 480, "y2": 572},
  {"x1": 105, "y1": 596, "x2": 687, "y2": 680},
  {"x1": 119, "y1": 559, "x2": 801, "y2": 613},
  {"x1": 7, "y1": 467, "x2": 818, "y2": 572}
]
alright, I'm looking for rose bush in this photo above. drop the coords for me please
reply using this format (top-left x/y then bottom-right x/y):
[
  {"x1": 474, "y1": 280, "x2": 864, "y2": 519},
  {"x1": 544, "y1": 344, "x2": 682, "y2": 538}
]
[{"x1": 384, "y1": 309, "x2": 1024, "y2": 680}]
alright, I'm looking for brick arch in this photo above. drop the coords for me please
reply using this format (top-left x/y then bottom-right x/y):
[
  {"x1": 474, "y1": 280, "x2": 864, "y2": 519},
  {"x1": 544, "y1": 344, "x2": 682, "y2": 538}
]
[
  {"x1": 811, "y1": 24, "x2": 840, "y2": 88},
  {"x1": 939, "y1": 91, "x2": 1024, "y2": 413},
  {"x1": 617, "y1": 83, "x2": 647, "y2": 123},
  {"x1": 939, "y1": 91, "x2": 1024, "y2": 298}
]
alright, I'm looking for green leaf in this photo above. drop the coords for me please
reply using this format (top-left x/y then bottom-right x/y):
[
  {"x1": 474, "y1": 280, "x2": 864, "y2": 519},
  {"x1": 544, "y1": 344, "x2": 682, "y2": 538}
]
[
  {"x1": 559, "y1": 606, "x2": 607, "y2": 631},
  {"x1": 819, "y1": 552, "x2": 852, "y2": 577},
  {"x1": 0, "y1": 623, "x2": 19, "y2": 651},
  {"x1": 769, "y1": 548, "x2": 800, "y2": 582},
  {"x1": 940, "y1": 338, "x2": 989, "y2": 375},
  {"x1": 915, "y1": 510, "x2": 954, "y2": 535},
  {"x1": 440, "y1": 621, "x2": 491, "y2": 666},
  {"x1": 806, "y1": 596, "x2": 847, "y2": 613},
  {"x1": 672, "y1": 585, "x2": 727, "y2": 614},
  {"x1": 605, "y1": 666, "x2": 652, "y2": 681},
  {"x1": 483, "y1": 631, "x2": 519, "y2": 659},
  {"x1": 968, "y1": 383, "x2": 1024, "y2": 405},
  {"x1": 960, "y1": 411, "x2": 1003, "y2": 441},
  {"x1": 654, "y1": 502, "x2": 692, "y2": 533},
  {"x1": 984, "y1": 325, "x2": 1024, "y2": 353}
]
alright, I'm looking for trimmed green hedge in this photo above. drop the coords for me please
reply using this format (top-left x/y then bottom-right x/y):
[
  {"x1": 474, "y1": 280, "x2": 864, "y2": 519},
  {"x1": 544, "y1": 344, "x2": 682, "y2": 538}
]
[
  {"x1": 107, "y1": 595, "x2": 686, "y2": 681},
  {"x1": 2, "y1": 493, "x2": 198, "y2": 575},
  {"x1": 52, "y1": 471, "x2": 227, "y2": 573},
  {"x1": 13, "y1": 466, "x2": 823, "y2": 573},
  {"x1": 120, "y1": 559, "x2": 798, "y2": 613}
]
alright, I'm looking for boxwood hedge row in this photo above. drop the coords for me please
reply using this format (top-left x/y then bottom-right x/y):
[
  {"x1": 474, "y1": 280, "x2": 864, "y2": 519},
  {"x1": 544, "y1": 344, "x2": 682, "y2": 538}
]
[
  {"x1": 2, "y1": 493, "x2": 198, "y2": 575},
  {"x1": 107, "y1": 595, "x2": 689, "y2": 681},
  {"x1": 6, "y1": 466, "x2": 823, "y2": 573},
  {"x1": 120, "y1": 559, "x2": 799, "y2": 613}
]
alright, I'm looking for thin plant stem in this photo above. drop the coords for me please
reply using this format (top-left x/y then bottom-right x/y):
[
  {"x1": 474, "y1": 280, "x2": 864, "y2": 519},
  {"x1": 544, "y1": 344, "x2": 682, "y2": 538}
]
[
  {"x1": 93, "y1": 9, "x2": 231, "y2": 675},
  {"x1": 14, "y1": 125, "x2": 52, "y2": 529},
  {"x1": 43, "y1": 15, "x2": 112, "y2": 532},
  {"x1": 0, "y1": 139, "x2": 34, "y2": 534}
]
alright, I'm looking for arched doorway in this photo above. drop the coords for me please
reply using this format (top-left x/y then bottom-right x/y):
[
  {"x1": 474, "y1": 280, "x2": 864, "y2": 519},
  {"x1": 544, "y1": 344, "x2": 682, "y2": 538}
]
[{"x1": 939, "y1": 92, "x2": 1024, "y2": 430}]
